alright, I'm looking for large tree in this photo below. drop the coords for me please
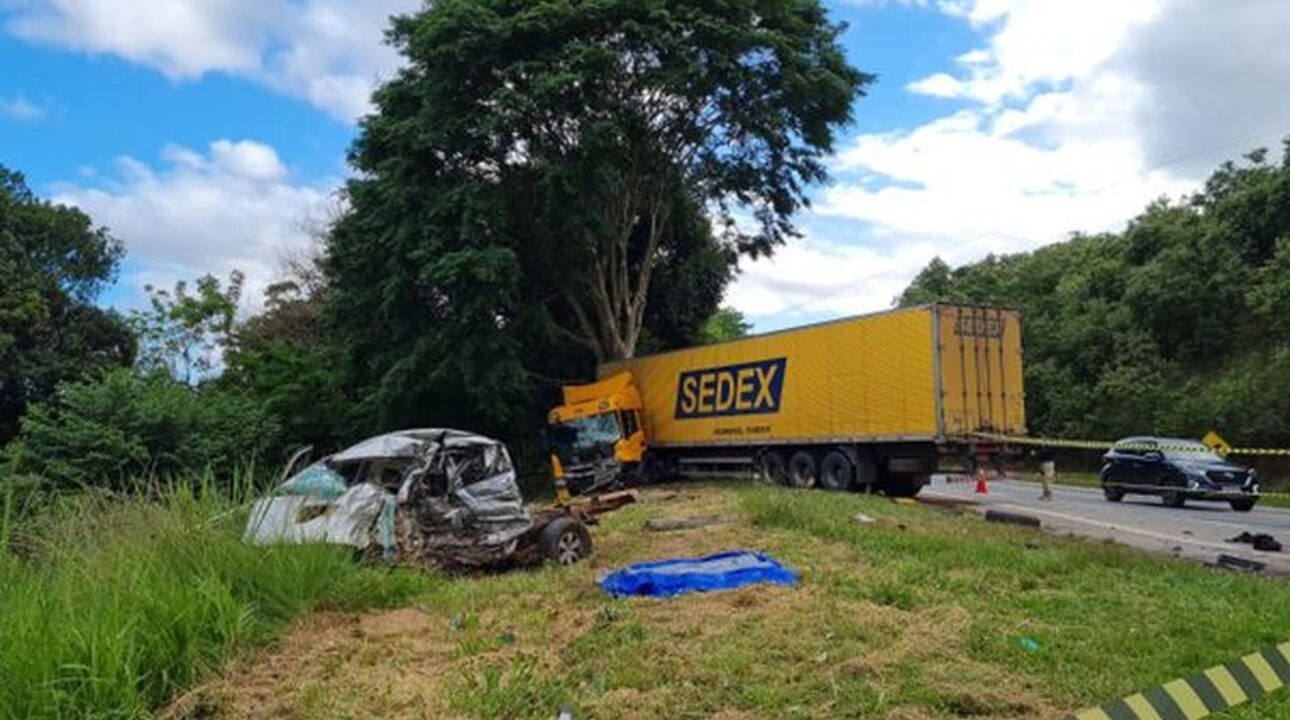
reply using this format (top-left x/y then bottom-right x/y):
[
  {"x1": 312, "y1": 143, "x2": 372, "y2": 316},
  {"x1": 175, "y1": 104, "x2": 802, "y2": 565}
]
[
  {"x1": 329, "y1": 1, "x2": 869, "y2": 425},
  {"x1": 0, "y1": 167, "x2": 134, "y2": 443}
]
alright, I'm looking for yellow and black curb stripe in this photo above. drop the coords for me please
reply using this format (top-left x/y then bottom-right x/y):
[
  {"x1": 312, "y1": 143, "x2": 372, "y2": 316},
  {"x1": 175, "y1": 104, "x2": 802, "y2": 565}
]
[{"x1": 1067, "y1": 642, "x2": 1290, "y2": 720}]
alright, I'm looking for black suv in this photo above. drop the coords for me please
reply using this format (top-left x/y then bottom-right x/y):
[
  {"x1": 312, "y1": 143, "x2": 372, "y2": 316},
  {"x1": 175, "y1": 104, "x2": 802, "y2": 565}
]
[{"x1": 1100, "y1": 437, "x2": 1259, "y2": 511}]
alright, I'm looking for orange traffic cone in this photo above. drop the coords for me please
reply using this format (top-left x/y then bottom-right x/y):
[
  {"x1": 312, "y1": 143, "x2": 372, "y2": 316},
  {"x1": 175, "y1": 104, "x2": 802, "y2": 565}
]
[{"x1": 974, "y1": 467, "x2": 989, "y2": 494}]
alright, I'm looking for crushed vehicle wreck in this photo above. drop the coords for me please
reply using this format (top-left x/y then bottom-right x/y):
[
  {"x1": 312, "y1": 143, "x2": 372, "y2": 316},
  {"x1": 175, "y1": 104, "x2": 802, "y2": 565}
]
[{"x1": 245, "y1": 428, "x2": 616, "y2": 567}]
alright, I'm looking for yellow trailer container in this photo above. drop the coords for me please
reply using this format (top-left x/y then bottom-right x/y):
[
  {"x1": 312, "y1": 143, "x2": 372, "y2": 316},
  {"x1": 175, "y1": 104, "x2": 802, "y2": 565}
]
[
  {"x1": 602, "y1": 303, "x2": 1024, "y2": 445},
  {"x1": 550, "y1": 304, "x2": 1025, "y2": 496}
]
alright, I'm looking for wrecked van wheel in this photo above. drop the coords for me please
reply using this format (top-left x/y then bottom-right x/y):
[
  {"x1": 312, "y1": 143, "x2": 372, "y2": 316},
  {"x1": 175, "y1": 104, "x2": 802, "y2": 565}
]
[
  {"x1": 540, "y1": 517, "x2": 592, "y2": 566},
  {"x1": 757, "y1": 451, "x2": 788, "y2": 486},
  {"x1": 787, "y1": 451, "x2": 819, "y2": 489},
  {"x1": 819, "y1": 450, "x2": 855, "y2": 491}
]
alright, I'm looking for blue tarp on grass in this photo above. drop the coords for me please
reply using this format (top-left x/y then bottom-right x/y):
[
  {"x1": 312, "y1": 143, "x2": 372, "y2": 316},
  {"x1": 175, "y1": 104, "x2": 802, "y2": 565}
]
[{"x1": 600, "y1": 550, "x2": 798, "y2": 598}]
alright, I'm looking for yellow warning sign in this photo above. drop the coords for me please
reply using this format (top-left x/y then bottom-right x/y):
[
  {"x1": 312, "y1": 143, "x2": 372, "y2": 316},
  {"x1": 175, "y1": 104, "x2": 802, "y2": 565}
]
[{"x1": 1203, "y1": 430, "x2": 1232, "y2": 457}]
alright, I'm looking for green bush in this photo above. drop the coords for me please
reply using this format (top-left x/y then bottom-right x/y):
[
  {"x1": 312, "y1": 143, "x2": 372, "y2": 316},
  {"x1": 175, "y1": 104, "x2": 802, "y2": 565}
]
[
  {"x1": 5, "y1": 369, "x2": 278, "y2": 492},
  {"x1": 0, "y1": 481, "x2": 429, "y2": 720}
]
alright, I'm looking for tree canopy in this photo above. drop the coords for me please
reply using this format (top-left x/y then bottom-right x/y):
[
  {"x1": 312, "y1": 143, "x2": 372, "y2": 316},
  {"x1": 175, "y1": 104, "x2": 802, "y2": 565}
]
[
  {"x1": 326, "y1": 0, "x2": 867, "y2": 435},
  {"x1": 0, "y1": 166, "x2": 134, "y2": 443},
  {"x1": 899, "y1": 142, "x2": 1290, "y2": 446}
]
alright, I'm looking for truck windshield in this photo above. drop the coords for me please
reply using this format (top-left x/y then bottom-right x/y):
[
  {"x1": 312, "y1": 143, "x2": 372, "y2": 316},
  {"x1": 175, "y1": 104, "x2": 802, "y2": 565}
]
[{"x1": 553, "y1": 413, "x2": 621, "y2": 453}]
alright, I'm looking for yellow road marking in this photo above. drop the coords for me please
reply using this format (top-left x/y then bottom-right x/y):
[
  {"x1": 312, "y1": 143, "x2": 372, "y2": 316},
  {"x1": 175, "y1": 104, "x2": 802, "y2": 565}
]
[
  {"x1": 1203, "y1": 666, "x2": 1248, "y2": 706},
  {"x1": 1242, "y1": 653, "x2": 1282, "y2": 692},
  {"x1": 1161, "y1": 679, "x2": 1208, "y2": 719},
  {"x1": 1124, "y1": 693, "x2": 1163, "y2": 720}
]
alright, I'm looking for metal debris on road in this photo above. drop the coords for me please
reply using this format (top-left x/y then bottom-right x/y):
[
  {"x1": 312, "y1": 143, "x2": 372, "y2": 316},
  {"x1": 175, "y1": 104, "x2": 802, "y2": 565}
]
[{"x1": 1227, "y1": 532, "x2": 1283, "y2": 552}]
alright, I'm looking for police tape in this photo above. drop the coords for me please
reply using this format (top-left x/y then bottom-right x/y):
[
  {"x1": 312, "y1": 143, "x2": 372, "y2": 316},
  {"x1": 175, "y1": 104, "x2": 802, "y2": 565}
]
[
  {"x1": 1066, "y1": 642, "x2": 1290, "y2": 720},
  {"x1": 972, "y1": 432, "x2": 1290, "y2": 457}
]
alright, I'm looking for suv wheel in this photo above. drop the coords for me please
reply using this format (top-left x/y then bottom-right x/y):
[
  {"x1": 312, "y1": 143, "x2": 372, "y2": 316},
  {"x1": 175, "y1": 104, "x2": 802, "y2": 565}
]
[
  {"x1": 1230, "y1": 498, "x2": 1257, "y2": 512},
  {"x1": 1103, "y1": 486, "x2": 1124, "y2": 502},
  {"x1": 1162, "y1": 490, "x2": 1186, "y2": 508}
]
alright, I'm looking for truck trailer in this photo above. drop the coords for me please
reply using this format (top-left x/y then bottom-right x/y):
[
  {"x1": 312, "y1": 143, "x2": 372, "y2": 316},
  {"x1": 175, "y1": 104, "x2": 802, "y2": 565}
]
[{"x1": 547, "y1": 303, "x2": 1026, "y2": 497}]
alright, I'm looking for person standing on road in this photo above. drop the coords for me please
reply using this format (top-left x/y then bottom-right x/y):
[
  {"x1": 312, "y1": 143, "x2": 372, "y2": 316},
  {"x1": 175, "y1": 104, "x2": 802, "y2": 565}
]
[{"x1": 1037, "y1": 446, "x2": 1056, "y2": 501}]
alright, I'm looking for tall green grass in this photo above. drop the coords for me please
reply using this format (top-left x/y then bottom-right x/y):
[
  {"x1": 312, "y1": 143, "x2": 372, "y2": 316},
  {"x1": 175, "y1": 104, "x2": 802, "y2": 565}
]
[{"x1": 0, "y1": 478, "x2": 429, "y2": 720}]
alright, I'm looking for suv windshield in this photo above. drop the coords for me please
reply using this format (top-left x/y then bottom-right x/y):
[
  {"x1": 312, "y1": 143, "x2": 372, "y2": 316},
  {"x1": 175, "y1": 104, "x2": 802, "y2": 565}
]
[
  {"x1": 552, "y1": 413, "x2": 621, "y2": 455},
  {"x1": 1163, "y1": 441, "x2": 1225, "y2": 463}
]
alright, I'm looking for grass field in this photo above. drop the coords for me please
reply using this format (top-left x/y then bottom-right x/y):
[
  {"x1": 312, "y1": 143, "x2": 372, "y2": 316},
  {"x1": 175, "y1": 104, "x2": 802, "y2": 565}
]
[
  {"x1": 194, "y1": 481, "x2": 1290, "y2": 720},
  {"x1": 0, "y1": 484, "x2": 429, "y2": 720}
]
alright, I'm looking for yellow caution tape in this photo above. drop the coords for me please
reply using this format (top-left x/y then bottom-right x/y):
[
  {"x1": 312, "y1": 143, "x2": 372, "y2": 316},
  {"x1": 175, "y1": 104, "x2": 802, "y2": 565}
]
[
  {"x1": 973, "y1": 432, "x2": 1290, "y2": 457},
  {"x1": 1066, "y1": 642, "x2": 1290, "y2": 720}
]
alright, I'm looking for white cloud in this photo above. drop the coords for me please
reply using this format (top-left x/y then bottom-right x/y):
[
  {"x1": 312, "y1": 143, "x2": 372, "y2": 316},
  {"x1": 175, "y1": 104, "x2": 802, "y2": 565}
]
[
  {"x1": 2, "y1": 0, "x2": 420, "y2": 121},
  {"x1": 732, "y1": 0, "x2": 1290, "y2": 327},
  {"x1": 52, "y1": 139, "x2": 336, "y2": 311},
  {"x1": 1, "y1": 94, "x2": 47, "y2": 121},
  {"x1": 728, "y1": 235, "x2": 941, "y2": 319}
]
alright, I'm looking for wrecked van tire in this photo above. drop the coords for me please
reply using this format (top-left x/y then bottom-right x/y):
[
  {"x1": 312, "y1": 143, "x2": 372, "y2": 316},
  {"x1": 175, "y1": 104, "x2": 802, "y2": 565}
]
[{"x1": 540, "y1": 516, "x2": 593, "y2": 566}]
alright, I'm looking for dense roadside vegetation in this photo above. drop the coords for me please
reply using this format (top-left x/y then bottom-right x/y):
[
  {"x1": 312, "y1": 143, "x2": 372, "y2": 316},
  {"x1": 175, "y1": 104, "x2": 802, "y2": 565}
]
[
  {"x1": 0, "y1": 481, "x2": 427, "y2": 720},
  {"x1": 901, "y1": 143, "x2": 1290, "y2": 449}
]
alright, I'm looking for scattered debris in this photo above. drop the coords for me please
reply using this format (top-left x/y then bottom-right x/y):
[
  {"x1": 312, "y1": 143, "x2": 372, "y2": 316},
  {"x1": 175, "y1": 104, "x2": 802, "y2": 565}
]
[
  {"x1": 853, "y1": 513, "x2": 877, "y2": 524},
  {"x1": 914, "y1": 495, "x2": 978, "y2": 510},
  {"x1": 645, "y1": 515, "x2": 725, "y2": 532},
  {"x1": 1227, "y1": 532, "x2": 1283, "y2": 552},
  {"x1": 1216, "y1": 554, "x2": 1267, "y2": 573},
  {"x1": 245, "y1": 428, "x2": 626, "y2": 568},
  {"x1": 556, "y1": 705, "x2": 576, "y2": 720},
  {"x1": 984, "y1": 509, "x2": 1041, "y2": 528},
  {"x1": 1015, "y1": 636, "x2": 1041, "y2": 652},
  {"x1": 600, "y1": 550, "x2": 797, "y2": 598}
]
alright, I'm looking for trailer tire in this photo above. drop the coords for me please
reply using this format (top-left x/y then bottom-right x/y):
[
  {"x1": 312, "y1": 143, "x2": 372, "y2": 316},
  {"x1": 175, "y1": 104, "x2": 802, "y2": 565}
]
[
  {"x1": 882, "y1": 473, "x2": 925, "y2": 498},
  {"x1": 787, "y1": 451, "x2": 819, "y2": 489},
  {"x1": 819, "y1": 450, "x2": 855, "y2": 491},
  {"x1": 757, "y1": 451, "x2": 788, "y2": 486},
  {"x1": 540, "y1": 516, "x2": 593, "y2": 566}
]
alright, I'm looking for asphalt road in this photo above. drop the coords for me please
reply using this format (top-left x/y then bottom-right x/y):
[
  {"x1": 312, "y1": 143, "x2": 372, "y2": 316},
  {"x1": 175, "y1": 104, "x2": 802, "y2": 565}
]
[{"x1": 922, "y1": 475, "x2": 1290, "y2": 574}]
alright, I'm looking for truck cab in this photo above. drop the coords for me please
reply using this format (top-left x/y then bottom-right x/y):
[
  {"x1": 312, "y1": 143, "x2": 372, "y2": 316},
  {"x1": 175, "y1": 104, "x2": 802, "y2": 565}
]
[{"x1": 547, "y1": 372, "x2": 646, "y2": 496}]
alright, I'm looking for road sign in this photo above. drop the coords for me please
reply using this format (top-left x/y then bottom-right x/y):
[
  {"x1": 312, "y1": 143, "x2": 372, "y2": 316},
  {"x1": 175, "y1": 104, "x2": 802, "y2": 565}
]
[{"x1": 1202, "y1": 430, "x2": 1232, "y2": 457}]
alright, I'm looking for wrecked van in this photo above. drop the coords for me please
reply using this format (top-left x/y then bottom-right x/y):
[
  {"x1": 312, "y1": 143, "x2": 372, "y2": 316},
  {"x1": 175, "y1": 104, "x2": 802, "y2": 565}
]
[{"x1": 245, "y1": 428, "x2": 596, "y2": 567}]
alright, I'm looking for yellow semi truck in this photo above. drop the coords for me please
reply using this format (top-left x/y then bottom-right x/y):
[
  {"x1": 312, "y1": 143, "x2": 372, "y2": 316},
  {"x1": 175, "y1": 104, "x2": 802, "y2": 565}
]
[{"x1": 547, "y1": 303, "x2": 1025, "y2": 497}]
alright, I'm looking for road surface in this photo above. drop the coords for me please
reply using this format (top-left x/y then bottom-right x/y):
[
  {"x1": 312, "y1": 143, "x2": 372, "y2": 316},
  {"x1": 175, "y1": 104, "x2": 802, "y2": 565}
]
[{"x1": 922, "y1": 476, "x2": 1290, "y2": 574}]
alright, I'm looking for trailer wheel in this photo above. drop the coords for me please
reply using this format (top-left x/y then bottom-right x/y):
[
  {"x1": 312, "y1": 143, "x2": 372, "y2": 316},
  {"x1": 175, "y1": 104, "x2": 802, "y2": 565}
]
[
  {"x1": 819, "y1": 450, "x2": 855, "y2": 491},
  {"x1": 757, "y1": 451, "x2": 788, "y2": 486},
  {"x1": 539, "y1": 516, "x2": 593, "y2": 566},
  {"x1": 787, "y1": 451, "x2": 819, "y2": 489}
]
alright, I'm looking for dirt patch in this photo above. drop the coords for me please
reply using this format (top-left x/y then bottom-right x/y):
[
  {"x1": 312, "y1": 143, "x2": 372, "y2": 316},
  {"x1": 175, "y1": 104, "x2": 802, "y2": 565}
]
[{"x1": 203, "y1": 608, "x2": 468, "y2": 720}]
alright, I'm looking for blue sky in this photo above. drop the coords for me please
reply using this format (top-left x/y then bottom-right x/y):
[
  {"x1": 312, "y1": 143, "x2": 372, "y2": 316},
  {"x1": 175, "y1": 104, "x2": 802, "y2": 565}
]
[{"x1": 3, "y1": 0, "x2": 1288, "y2": 330}]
